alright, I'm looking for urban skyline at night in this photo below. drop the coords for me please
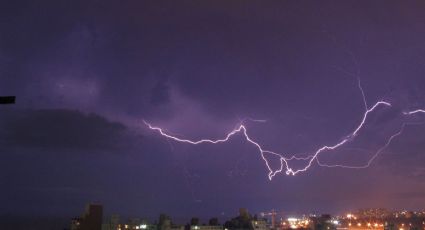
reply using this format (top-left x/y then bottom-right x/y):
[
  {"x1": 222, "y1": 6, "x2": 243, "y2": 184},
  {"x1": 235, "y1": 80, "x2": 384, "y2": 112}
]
[{"x1": 1, "y1": 1, "x2": 425, "y2": 229}]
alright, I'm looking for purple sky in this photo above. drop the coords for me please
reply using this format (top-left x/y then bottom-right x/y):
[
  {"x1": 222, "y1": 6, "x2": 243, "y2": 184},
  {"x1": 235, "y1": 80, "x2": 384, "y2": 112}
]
[{"x1": 1, "y1": 0, "x2": 425, "y2": 222}]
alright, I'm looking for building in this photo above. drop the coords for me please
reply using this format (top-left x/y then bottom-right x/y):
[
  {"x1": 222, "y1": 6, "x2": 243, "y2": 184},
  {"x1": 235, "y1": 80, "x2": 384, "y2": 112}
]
[
  {"x1": 190, "y1": 225, "x2": 223, "y2": 230},
  {"x1": 102, "y1": 215, "x2": 120, "y2": 230},
  {"x1": 250, "y1": 219, "x2": 268, "y2": 230},
  {"x1": 71, "y1": 203, "x2": 103, "y2": 230}
]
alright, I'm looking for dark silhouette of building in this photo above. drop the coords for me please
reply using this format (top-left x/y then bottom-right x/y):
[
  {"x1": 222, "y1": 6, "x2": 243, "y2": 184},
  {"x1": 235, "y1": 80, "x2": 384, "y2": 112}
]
[
  {"x1": 102, "y1": 214, "x2": 120, "y2": 230},
  {"x1": 208, "y1": 218, "x2": 219, "y2": 226},
  {"x1": 190, "y1": 217, "x2": 200, "y2": 226},
  {"x1": 71, "y1": 203, "x2": 103, "y2": 230},
  {"x1": 158, "y1": 214, "x2": 172, "y2": 230},
  {"x1": 224, "y1": 208, "x2": 257, "y2": 230},
  {"x1": 0, "y1": 96, "x2": 15, "y2": 104}
]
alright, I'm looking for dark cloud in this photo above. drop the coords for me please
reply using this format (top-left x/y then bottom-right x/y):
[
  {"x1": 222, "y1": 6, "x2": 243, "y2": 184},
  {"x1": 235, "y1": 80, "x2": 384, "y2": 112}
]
[{"x1": 0, "y1": 108, "x2": 128, "y2": 152}]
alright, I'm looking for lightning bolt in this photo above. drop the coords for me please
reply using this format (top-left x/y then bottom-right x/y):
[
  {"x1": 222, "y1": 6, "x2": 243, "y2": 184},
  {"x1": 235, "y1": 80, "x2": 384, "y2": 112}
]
[
  {"x1": 144, "y1": 79, "x2": 400, "y2": 180},
  {"x1": 316, "y1": 125, "x2": 405, "y2": 169},
  {"x1": 144, "y1": 80, "x2": 425, "y2": 180},
  {"x1": 316, "y1": 121, "x2": 425, "y2": 169},
  {"x1": 315, "y1": 106, "x2": 425, "y2": 169},
  {"x1": 403, "y1": 109, "x2": 425, "y2": 115}
]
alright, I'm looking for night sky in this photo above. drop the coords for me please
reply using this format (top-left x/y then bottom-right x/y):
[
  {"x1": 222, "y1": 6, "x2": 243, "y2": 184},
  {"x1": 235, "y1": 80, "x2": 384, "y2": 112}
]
[{"x1": 1, "y1": 0, "x2": 425, "y2": 222}]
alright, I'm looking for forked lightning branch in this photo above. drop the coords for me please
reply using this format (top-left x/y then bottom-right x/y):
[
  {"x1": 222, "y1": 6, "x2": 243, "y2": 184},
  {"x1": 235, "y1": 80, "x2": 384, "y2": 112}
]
[{"x1": 144, "y1": 80, "x2": 425, "y2": 180}]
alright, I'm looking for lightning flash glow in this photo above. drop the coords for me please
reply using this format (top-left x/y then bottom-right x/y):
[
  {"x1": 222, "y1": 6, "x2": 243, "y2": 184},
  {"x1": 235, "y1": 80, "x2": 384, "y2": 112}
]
[{"x1": 144, "y1": 82, "x2": 425, "y2": 180}]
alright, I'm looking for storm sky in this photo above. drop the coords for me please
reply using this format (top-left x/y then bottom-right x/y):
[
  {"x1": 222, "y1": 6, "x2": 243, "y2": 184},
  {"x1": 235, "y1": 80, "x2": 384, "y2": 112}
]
[{"x1": 1, "y1": 0, "x2": 425, "y2": 222}]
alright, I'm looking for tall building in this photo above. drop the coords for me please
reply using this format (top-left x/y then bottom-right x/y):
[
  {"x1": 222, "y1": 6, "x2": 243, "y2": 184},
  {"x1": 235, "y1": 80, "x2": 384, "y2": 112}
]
[
  {"x1": 158, "y1": 214, "x2": 172, "y2": 230},
  {"x1": 71, "y1": 203, "x2": 103, "y2": 230},
  {"x1": 102, "y1": 214, "x2": 120, "y2": 230}
]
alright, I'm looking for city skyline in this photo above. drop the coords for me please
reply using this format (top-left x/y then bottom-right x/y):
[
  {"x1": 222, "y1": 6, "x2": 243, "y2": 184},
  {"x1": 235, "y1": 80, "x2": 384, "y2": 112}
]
[{"x1": 74, "y1": 204, "x2": 425, "y2": 230}]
